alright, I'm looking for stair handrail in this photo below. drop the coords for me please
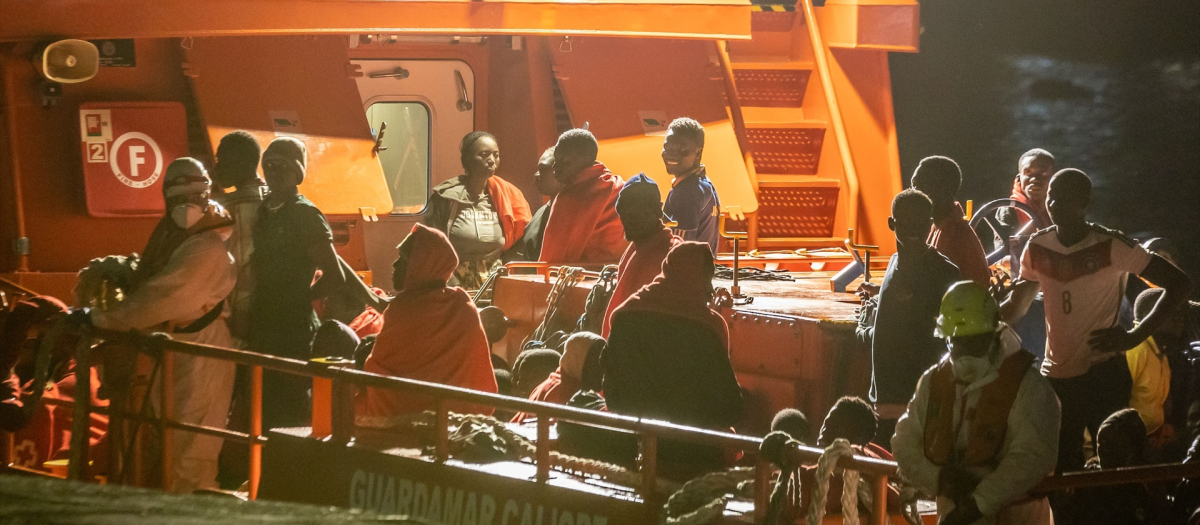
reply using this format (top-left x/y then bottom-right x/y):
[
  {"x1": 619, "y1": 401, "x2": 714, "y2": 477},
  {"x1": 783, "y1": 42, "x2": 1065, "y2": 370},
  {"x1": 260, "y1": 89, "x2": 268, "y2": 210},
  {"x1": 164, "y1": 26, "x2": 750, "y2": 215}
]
[
  {"x1": 714, "y1": 39, "x2": 761, "y2": 249},
  {"x1": 800, "y1": 0, "x2": 861, "y2": 243}
]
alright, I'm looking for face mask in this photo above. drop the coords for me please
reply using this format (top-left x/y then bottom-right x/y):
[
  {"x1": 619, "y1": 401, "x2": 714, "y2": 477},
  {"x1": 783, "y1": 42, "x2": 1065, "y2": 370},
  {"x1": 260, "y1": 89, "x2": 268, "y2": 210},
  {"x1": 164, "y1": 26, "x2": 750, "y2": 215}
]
[
  {"x1": 171, "y1": 203, "x2": 205, "y2": 229},
  {"x1": 951, "y1": 355, "x2": 995, "y2": 384}
]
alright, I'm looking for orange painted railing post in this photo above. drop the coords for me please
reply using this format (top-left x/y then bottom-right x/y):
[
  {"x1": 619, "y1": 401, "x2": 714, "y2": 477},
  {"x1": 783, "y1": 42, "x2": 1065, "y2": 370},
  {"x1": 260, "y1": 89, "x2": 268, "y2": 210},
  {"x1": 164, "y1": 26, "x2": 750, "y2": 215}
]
[
  {"x1": 870, "y1": 474, "x2": 888, "y2": 525},
  {"x1": 310, "y1": 376, "x2": 334, "y2": 439},
  {"x1": 249, "y1": 365, "x2": 263, "y2": 500},
  {"x1": 160, "y1": 351, "x2": 174, "y2": 491},
  {"x1": 331, "y1": 369, "x2": 357, "y2": 446}
]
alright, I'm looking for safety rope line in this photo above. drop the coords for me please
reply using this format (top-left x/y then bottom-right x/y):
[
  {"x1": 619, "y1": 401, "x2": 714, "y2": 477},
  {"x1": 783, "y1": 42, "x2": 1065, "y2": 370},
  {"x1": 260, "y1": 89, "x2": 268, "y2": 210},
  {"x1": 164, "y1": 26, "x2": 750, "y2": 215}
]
[
  {"x1": 806, "y1": 439, "x2": 865, "y2": 525},
  {"x1": 356, "y1": 410, "x2": 680, "y2": 495}
]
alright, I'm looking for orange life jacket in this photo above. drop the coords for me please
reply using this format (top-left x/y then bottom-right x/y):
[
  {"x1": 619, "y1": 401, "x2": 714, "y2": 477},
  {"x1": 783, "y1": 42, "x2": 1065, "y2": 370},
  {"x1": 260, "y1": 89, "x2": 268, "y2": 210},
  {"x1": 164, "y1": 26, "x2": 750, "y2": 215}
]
[{"x1": 923, "y1": 349, "x2": 1035, "y2": 466}]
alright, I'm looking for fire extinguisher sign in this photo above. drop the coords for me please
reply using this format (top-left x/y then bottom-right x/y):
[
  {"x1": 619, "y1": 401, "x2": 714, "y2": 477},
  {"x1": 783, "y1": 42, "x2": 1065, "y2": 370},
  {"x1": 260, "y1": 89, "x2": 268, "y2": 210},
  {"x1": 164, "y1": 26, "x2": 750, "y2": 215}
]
[{"x1": 79, "y1": 102, "x2": 188, "y2": 217}]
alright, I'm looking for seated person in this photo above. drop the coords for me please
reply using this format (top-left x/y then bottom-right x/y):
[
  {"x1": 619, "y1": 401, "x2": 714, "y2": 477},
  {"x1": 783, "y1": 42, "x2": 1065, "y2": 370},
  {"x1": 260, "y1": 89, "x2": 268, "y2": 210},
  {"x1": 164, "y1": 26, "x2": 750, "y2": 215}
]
[
  {"x1": 357, "y1": 224, "x2": 498, "y2": 421},
  {"x1": 1061, "y1": 409, "x2": 1164, "y2": 525},
  {"x1": 512, "y1": 332, "x2": 605, "y2": 422},
  {"x1": 792, "y1": 398, "x2": 898, "y2": 520},
  {"x1": 1, "y1": 297, "x2": 108, "y2": 471},
  {"x1": 311, "y1": 319, "x2": 360, "y2": 361},
  {"x1": 910, "y1": 156, "x2": 991, "y2": 287},
  {"x1": 511, "y1": 348, "x2": 562, "y2": 400},
  {"x1": 771, "y1": 408, "x2": 812, "y2": 446},
  {"x1": 602, "y1": 174, "x2": 681, "y2": 337},
  {"x1": 320, "y1": 276, "x2": 387, "y2": 339},
  {"x1": 1126, "y1": 288, "x2": 1176, "y2": 438},
  {"x1": 538, "y1": 129, "x2": 628, "y2": 264},
  {"x1": 603, "y1": 242, "x2": 744, "y2": 478}
]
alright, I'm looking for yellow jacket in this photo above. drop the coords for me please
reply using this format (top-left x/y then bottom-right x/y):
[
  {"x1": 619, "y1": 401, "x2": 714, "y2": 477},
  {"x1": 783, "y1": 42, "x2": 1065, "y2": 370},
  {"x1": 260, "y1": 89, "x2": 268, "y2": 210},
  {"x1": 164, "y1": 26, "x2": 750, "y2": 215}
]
[{"x1": 1127, "y1": 336, "x2": 1171, "y2": 434}]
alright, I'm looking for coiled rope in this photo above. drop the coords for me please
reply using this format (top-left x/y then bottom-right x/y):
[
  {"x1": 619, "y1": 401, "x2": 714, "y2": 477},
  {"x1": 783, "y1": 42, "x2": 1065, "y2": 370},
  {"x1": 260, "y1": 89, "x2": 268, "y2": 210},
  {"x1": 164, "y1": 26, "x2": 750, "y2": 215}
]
[
  {"x1": 805, "y1": 438, "x2": 874, "y2": 525},
  {"x1": 662, "y1": 468, "x2": 756, "y2": 525}
]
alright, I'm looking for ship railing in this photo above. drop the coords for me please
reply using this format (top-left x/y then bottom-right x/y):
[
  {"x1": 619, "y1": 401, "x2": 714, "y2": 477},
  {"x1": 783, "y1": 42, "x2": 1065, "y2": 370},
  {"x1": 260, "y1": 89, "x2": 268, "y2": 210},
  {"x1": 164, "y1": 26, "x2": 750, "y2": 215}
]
[{"x1": 3, "y1": 322, "x2": 1199, "y2": 525}]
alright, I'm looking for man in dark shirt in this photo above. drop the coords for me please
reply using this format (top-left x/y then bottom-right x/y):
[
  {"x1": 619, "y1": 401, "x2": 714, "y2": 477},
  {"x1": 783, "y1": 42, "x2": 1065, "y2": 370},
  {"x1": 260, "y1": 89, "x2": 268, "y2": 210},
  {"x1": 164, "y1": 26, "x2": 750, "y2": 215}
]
[
  {"x1": 250, "y1": 137, "x2": 348, "y2": 431},
  {"x1": 662, "y1": 118, "x2": 721, "y2": 254},
  {"x1": 862, "y1": 189, "x2": 960, "y2": 447},
  {"x1": 505, "y1": 146, "x2": 561, "y2": 262}
]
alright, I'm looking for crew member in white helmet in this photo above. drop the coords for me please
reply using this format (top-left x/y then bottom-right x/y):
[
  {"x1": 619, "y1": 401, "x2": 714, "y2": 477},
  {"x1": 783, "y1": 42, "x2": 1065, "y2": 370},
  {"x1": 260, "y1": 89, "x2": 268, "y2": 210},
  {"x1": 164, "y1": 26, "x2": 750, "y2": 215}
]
[{"x1": 91, "y1": 157, "x2": 237, "y2": 493}]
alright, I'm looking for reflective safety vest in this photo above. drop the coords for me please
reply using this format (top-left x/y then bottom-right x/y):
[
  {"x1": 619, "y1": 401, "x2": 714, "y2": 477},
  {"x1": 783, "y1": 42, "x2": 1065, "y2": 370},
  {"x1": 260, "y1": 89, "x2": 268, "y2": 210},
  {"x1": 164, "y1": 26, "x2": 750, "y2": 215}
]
[{"x1": 923, "y1": 350, "x2": 1036, "y2": 466}]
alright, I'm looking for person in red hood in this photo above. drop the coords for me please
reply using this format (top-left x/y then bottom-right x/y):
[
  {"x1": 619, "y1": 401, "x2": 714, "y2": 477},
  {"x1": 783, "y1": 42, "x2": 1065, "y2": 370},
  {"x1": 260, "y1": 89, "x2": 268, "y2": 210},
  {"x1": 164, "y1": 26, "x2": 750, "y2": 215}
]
[
  {"x1": 1000, "y1": 148, "x2": 1055, "y2": 233},
  {"x1": 538, "y1": 129, "x2": 628, "y2": 264},
  {"x1": 602, "y1": 173, "x2": 681, "y2": 337},
  {"x1": 911, "y1": 156, "x2": 992, "y2": 287},
  {"x1": 358, "y1": 224, "x2": 498, "y2": 420},
  {"x1": 603, "y1": 242, "x2": 744, "y2": 478}
]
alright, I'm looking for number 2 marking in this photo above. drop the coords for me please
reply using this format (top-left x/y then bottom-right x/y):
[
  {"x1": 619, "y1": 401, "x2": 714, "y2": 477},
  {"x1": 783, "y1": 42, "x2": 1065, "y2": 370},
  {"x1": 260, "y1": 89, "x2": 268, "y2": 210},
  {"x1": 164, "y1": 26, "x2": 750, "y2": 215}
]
[{"x1": 87, "y1": 142, "x2": 107, "y2": 163}]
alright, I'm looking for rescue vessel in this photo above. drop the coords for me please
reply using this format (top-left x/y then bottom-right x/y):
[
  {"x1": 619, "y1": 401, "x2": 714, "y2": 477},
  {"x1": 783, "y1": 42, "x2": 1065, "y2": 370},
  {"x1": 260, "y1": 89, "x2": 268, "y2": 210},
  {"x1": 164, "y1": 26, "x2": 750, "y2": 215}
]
[{"x1": 2, "y1": 1, "x2": 1193, "y2": 524}]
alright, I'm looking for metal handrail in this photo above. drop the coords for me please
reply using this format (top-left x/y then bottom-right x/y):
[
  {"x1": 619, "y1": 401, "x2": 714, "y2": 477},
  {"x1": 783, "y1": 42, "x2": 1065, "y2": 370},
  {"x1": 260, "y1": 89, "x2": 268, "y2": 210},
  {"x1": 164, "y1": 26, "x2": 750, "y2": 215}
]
[
  {"x1": 34, "y1": 322, "x2": 1200, "y2": 525},
  {"x1": 801, "y1": 0, "x2": 861, "y2": 243}
]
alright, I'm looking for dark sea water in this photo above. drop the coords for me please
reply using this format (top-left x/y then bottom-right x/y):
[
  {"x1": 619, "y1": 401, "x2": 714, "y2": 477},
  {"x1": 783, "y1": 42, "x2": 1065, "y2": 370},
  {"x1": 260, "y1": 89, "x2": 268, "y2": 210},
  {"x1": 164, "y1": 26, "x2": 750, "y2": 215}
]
[{"x1": 890, "y1": 0, "x2": 1200, "y2": 288}]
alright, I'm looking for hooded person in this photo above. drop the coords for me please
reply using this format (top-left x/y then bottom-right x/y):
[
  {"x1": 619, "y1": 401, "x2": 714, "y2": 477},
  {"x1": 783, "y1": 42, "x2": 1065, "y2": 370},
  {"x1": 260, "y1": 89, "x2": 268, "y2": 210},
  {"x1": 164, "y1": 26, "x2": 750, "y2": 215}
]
[
  {"x1": 357, "y1": 224, "x2": 498, "y2": 421},
  {"x1": 511, "y1": 332, "x2": 605, "y2": 423},
  {"x1": 424, "y1": 131, "x2": 532, "y2": 289},
  {"x1": 90, "y1": 158, "x2": 237, "y2": 493},
  {"x1": 538, "y1": 129, "x2": 628, "y2": 264},
  {"x1": 602, "y1": 242, "x2": 744, "y2": 478},
  {"x1": 892, "y1": 281, "x2": 1061, "y2": 525},
  {"x1": 601, "y1": 174, "x2": 681, "y2": 338}
]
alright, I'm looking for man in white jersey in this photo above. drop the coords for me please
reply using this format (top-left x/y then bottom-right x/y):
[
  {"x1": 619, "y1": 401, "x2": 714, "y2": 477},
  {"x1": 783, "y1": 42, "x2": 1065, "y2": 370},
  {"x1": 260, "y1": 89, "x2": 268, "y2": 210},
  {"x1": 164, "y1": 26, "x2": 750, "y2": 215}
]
[{"x1": 1001, "y1": 168, "x2": 1191, "y2": 472}]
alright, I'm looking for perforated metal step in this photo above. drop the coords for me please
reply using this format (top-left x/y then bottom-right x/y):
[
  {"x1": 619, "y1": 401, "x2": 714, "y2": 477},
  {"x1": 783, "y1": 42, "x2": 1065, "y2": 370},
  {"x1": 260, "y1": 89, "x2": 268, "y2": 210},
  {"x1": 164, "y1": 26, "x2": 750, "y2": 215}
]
[
  {"x1": 746, "y1": 126, "x2": 826, "y2": 175},
  {"x1": 732, "y1": 68, "x2": 811, "y2": 108},
  {"x1": 751, "y1": 9, "x2": 797, "y2": 33},
  {"x1": 755, "y1": 181, "x2": 840, "y2": 238}
]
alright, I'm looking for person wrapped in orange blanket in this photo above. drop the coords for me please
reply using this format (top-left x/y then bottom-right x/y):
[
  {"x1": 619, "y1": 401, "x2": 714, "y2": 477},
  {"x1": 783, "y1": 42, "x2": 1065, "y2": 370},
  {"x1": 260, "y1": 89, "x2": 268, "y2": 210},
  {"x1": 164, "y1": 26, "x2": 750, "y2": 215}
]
[
  {"x1": 538, "y1": 129, "x2": 628, "y2": 264},
  {"x1": 602, "y1": 174, "x2": 681, "y2": 337},
  {"x1": 511, "y1": 331, "x2": 605, "y2": 423},
  {"x1": 358, "y1": 224, "x2": 498, "y2": 420}
]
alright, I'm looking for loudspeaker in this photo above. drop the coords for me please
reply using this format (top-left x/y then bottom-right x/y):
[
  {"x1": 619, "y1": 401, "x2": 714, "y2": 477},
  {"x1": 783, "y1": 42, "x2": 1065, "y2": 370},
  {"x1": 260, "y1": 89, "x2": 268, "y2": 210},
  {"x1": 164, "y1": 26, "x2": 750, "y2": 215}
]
[{"x1": 39, "y1": 39, "x2": 99, "y2": 83}]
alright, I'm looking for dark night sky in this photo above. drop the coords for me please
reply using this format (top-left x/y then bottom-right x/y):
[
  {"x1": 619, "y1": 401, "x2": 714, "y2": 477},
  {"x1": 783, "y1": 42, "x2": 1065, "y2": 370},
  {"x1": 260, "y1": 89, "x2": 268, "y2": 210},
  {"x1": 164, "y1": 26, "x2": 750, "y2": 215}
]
[{"x1": 890, "y1": 0, "x2": 1200, "y2": 285}]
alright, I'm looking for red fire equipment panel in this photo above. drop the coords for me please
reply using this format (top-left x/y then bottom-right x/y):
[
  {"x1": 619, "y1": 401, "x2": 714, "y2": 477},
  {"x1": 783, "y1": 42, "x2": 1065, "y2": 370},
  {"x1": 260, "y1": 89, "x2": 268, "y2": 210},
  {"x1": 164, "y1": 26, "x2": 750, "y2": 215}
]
[{"x1": 79, "y1": 101, "x2": 188, "y2": 217}]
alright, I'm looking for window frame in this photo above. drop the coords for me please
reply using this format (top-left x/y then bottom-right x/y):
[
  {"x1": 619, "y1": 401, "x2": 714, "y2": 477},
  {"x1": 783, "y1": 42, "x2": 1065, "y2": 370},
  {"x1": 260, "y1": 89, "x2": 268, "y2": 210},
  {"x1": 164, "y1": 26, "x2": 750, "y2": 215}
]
[{"x1": 363, "y1": 96, "x2": 435, "y2": 217}]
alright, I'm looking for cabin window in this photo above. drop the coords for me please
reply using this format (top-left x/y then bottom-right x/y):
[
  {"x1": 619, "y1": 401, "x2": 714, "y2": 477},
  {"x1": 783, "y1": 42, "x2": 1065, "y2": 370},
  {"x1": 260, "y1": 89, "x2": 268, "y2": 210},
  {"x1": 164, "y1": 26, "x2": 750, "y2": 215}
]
[{"x1": 366, "y1": 101, "x2": 431, "y2": 214}]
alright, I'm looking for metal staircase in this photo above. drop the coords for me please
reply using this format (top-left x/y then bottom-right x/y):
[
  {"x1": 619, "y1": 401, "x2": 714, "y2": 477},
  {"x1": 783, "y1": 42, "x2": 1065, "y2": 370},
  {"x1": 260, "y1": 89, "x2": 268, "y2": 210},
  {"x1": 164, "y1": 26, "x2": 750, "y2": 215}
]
[{"x1": 723, "y1": 3, "x2": 848, "y2": 250}]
